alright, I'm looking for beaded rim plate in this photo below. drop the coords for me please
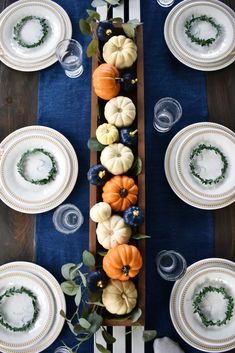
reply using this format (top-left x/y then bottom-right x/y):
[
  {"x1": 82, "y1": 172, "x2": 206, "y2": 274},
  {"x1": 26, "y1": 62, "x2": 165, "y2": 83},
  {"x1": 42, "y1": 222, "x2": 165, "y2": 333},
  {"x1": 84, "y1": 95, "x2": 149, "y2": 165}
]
[
  {"x1": 0, "y1": 0, "x2": 72, "y2": 71},
  {"x1": 0, "y1": 262, "x2": 66, "y2": 353},
  {"x1": 171, "y1": 2, "x2": 235, "y2": 63},
  {"x1": 164, "y1": 122, "x2": 235, "y2": 210},
  {"x1": 0, "y1": 126, "x2": 78, "y2": 214},
  {"x1": 179, "y1": 268, "x2": 235, "y2": 345},
  {"x1": 170, "y1": 258, "x2": 235, "y2": 352},
  {"x1": 0, "y1": 134, "x2": 71, "y2": 205},
  {"x1": 0, "y1": 271, "x2": 54, "y2": 350},
  {"x1": 175, "y1": 128, "x2": 235, "y2": 201},
  {"x1": 164, "y1": 0, "x2": 235, "y2": 71}
]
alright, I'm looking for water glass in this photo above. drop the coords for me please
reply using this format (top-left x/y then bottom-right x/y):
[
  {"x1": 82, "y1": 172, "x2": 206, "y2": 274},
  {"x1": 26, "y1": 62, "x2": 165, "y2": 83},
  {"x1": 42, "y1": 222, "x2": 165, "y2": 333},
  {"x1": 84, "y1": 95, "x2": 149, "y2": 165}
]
[
  {"x1": 155, "y1": 250, "x2": 187, "y2": 281},
  {"x1": 54, "y1": 347, "x2": 71, "y2": 353},
  {"x1": 157, "y1": 0, "x2": 175, "y2": 7},
  {"x1": 53, "y1": 204, "x2": 84, "y2": 234},
  {"x1": 56, "y1": 39, "x2": 83, "y2": 78},
  {"x1": 153, "y1": 97, "x2": 182, "y2": 132}
]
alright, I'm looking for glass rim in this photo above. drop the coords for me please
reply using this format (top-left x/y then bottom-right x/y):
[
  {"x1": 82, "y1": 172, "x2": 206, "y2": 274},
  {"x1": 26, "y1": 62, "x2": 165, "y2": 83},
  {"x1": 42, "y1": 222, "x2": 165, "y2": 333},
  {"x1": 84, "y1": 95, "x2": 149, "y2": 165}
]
[
  {"x1": 56, "y1": 38, "x2": 83, "y2": 55},
  {"x1": 155, "y1": 97, "x2": 182, "y2": 113},
  {"x1": 52, "y1": 203, "x2": 84, "y2": 234}
]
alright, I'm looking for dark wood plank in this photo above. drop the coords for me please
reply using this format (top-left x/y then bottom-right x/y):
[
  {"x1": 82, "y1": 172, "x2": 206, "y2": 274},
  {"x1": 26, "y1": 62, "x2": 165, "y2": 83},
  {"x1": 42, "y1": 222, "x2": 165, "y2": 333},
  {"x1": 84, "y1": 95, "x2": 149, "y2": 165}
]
[
  {"x1": 0, "y1": 1, "x2": 37, "y2": 264},
  {"x1": 207, "y1": 1, "x2": 235, "y2": 262}
]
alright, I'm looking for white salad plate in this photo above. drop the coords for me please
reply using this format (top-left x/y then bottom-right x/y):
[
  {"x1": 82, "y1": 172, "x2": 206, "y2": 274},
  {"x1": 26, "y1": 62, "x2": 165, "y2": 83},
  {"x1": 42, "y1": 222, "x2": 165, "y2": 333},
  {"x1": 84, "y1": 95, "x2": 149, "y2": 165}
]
[
  {"x1": 164, "y1": 122, "x2": 235, "y2": 210},
  {"x1": 179, "y1": 268, "x2": 235, "y2": 346},
  {"x1": 164, "y1": 0, "x2": 235, "y2": 71},
  {"x1": 0, "y1": 134, "x2": 71, "y2": 205},
  {"x1": 0, "y1": 271, "x2": 54, "y2": 350},
  {"x1": 0, "y1": 262, "x2": 66, "y2": 353},
  {"x1": 0, "y1": 126, "x2": 78, "y2": 214},
  {"x1": 170, "y1": 258, "x2": 235, "y2": 352},
  {"x1": 0, "y1": 0, "x2": 72, "y2": 71},
  {"x1": 175, "y1": 128, "x2": 235, "y2": 201}
]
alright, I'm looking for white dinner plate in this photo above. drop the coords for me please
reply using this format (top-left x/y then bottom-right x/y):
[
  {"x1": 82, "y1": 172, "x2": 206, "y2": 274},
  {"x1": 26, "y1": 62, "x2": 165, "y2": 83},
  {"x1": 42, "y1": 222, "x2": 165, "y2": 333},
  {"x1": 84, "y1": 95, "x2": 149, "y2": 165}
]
[
  {"x1": 0, "y1": 134, "x2": 71, "y2": 205},
  {"x1": 0, "y1": 271, "x2": 54, "y2": 350},
  {"x1": 175, "y1": 128, "x2": 235, "y2": 201},
  {"x1": 171, "y1": 1, "x2": 235, "y2": 63},
  {"x1": 0, "y1": 262, "x2": 66, "y2": 353},
  {"x1": 179, "y1": 268, "x2": 235, "y2": 345},
  {"x1": 0, "y1": 126, "x2": 78, "y2": 214},
  {"x1": 164, "y1": 122, "x2": 235, "y2": 209},
  {"x1": 0, "y1": 0, "x2": 72, "y2": 71},
  {"x1": 164, "y1": 0, "x2": 235, "y2": 71},
  {"x1": 170, "y1": 258, "x2": 235, "y2": 352}
]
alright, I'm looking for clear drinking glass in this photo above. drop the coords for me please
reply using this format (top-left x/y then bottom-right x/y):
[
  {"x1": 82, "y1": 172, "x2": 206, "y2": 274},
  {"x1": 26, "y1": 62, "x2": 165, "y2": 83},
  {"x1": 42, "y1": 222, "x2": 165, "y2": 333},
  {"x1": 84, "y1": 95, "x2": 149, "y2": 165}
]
[
  {"x1": 56, "y1": 39, "x2": 84, "y2": 78},
  {"x1": 155, "y1": 250, "x2": 187, "y2": 281},
  {"x1": 54, "y1": 347, "x2": 71, "y2": 353},
  {"x1": 157, "y1": 0, "x2": 175, "y2": 7},
  {"x1": 52, "y1": 204, "x2": 84, "y2": 234},
  {"x1": 153, "y1": 97, "x2": 182, "y2": 132}
]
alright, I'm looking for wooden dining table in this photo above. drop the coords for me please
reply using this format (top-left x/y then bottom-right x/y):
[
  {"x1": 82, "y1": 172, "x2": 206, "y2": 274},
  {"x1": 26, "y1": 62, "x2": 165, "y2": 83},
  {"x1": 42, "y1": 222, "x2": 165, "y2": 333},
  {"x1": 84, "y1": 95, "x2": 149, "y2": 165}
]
[{"x1": 0, "y1": 0, "x2": 234, "y2": 352}]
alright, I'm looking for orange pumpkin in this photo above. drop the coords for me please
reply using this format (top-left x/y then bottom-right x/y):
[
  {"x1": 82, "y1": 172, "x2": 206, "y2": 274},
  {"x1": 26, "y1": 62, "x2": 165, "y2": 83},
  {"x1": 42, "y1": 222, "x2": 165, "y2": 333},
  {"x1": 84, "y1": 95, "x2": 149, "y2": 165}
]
[
  {"x1": 103, "y1": 244, "x2": 143, "y2": 281},
  {"x1": 92, "y1": 64, "x2": 120, "y2": 100},
  {"x1": 102, "y1": 175, "x2": 138, "y2": 212}
]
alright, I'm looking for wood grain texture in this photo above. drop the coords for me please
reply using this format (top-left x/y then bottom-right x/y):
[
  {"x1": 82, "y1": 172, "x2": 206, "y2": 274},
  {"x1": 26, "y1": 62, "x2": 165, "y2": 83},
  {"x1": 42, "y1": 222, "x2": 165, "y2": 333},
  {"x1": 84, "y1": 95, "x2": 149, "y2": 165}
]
[
  {"x1": 207, "y1": 1, "x2": 235, "y2": 262},
  {"x1": 0, "y1": 0, "x2": 37, "y2": 264}
]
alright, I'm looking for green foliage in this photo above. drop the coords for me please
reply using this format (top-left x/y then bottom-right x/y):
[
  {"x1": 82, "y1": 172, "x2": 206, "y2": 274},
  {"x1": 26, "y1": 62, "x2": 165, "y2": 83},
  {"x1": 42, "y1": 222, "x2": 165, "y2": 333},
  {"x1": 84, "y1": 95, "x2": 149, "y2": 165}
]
[
  {"x1": 130, "y1": 156, "x2": 142, "y2": 176},
  {"x1": 142, "y1": 330, "x2": 157, "y2": 342},
  {"x1": 132, "y1": 233, "x2": 151, "y2": 240},
  {"x1": 88, "y1": 137, "x2": 106, "y2": 151}
]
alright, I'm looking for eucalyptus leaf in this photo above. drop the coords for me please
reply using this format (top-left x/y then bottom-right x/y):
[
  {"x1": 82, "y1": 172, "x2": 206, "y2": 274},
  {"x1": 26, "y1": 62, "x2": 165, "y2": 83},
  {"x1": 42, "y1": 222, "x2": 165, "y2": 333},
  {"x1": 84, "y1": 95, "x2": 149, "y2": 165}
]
[
  {"x1": 79, "y1": 318, "x2": 91, "y2": 329},
  {"x1": 97, "y1": 250, "x2": 108, "y2": 257},
  {"x1": 106, "y1": 0, "x2": 120, "y2": 5},
  {"x1": 102, "y1": 329, "x2": 116, "y2": 344},
  {"x1": 142, "y1": 330, "x2": 157, "y2": 342},
  {"x1": 129, "y1": 307, "x2": 142, "y2": 322},
  {"x1": 61, "y1": 263, "x2": 76, "y2": 280},
  {"x1": 69, "y1": 263, "x2": 83, "y2": 280},
  {"x1": 111, "y1": 17, "x2": 123, "y2": 23},
  {"x1": 88, "y1": 137, "x2": 105, "y2": 151},
  {"x1": 130, "y1": 156, "x2": 142, "y2": 176},
  {"x1": 79, "y1": 19, "x2": 92, "y2": 36},
  {"x1": 82, "y1": 307, "x2": 89, "y2": 319},
  {"x1": 68, "y1": 322, "x2": 76, "y2": 334},
  {"x1": 60, "y1": 309, "x2": 67, "y2": 319},
  {"x1": 86, "y1": 301, "x2": 105, "y2": 307},
  {"x1": 91, "y1": 0, "x2": 107, "y2": 7},
  {"x1": 122, "y1": 23, "x2": 135, "y2": 39},
  {"x1": 82, "y1": 250, "x2": 96, "y2": 267},
  {"x1": 88, "y1": 291, "x2": 102, "y2": 302},
  {"x1": 88, "y1": 311, "x2": 103, "y2": 333},
  {"x1": 75, "y1": 286, "x2": 82, "y2": 307},
  {"x1": 132, "y1": 234, "x2": 151, "y2": 240},
  {"x1": 96, "y1": 343, "x2": 111, "y2": 353},
  {"x1": 73, "y1": 324, "x2": 85, "y2": 334},
  {"x1": 61, "y1": 281, "x2": 79, "y2": 296},
  {"x1": 87, "y1": 38, "x2": 99, "y2": 57},
  {"x1": 78, "y1": 270, "x2": 87, "y2": 287},
  {"x1": 86, "y1": 9, "x2": 100, "y2": 21},
  {"x1": 128, "y1": 18, "x2": 140, "y2": 25}
]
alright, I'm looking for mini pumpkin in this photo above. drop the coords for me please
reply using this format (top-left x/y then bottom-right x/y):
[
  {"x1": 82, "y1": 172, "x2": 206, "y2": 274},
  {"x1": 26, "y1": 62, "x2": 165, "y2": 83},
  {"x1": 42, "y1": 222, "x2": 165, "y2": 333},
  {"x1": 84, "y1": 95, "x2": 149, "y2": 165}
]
[
  {"x1": 120, "y1": 128, "x2": 138, "y2": 146},
  {"x1": 102, "y1": 175, "x2": 138, "y2": 211},
  {"x1": 96, "y1": 21, "x2": 115, "y2": 42},
  {"x1": 96, "y1": 215, "x2": 131, "y2": 249},
  {"x1": 100, "y1": 143, "x2": 134, "y2": 175},
  {"x1": 103, "y1": 35, "x2": 137, "y2": 69},
  {"x1": 92, "y1": 64, "x2": 120, "y2": 100},
  {"x1": 87, "y1": 269, "x2": 109, "y2": 292},
  {"x1": 102, "y1": 279, "x2": 137, "y2": 315},
  {"x1": 96, "y1": 123, "x2": 119, "y2": 145},
  {"x1": 104, "y1": 96, "x2": 136, "y2": 128},
  {"x1": 123, "y1": 206, "x2": 144, "y2": 227},
  {"x1": 103, "y1": 244, "x2": 143, "y2": 281},
  {"x1": 90, "y1": 202, "x2": 112, "y2": 223},
  {"x1": 87, "y1": 164, "x2": 109, "y2": 186}
]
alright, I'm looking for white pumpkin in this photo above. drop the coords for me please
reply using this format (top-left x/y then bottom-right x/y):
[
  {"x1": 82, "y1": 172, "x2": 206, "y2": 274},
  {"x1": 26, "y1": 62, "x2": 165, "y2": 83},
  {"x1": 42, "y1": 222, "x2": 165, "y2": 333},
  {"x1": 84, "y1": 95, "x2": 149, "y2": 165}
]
[
  {"x1": 96, "y1": 215, "x2": 131, "y2": 249},
  {"x1": 102, "y1": 279, "x2": 137, "y2": 315},
  {"x1": 103, "y1": 35, "x2": 137, "y2": 69},
  {"x1": 96, "y1": 123, "x2": 119, "y2": 145},
  {"x1": 90, "y1": 202, "x2": 112, "y2": 223},
  {"x1": 100, "y1": 143, "x2": 134, "y2": 175},
  {"x1": 104, "y1": 96, "x2": 136, "y2": 128}
]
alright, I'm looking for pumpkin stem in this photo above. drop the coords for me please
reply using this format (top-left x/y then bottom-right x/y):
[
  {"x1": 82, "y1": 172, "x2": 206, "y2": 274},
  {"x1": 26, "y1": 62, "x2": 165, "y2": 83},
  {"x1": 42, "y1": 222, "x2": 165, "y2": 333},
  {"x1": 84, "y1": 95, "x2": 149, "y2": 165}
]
[
  {"x1": 122, "y1": 265, "x2": 130, "y2": 276},
  {"x1": 131, "y1": 78, "x2": 138, "y2": 84},
  {"x1": 120, "y1": 188, "x2": 128, "y2": 197},
  {"x1": 97, "y1": 280, "x2": 104, "y2": 288},
  {"x1": 98, "y1": 170, "x2": 106, "y2": 179},
  {"x1": 115, "y1": 77, "x2": 123, "y2": 82},
  {"x1": 129, "y1": 129, "x2": 138, "y2": 137},
  {"x1": 133, "y1": 210, "x2": 140, "y2": 217},
  {"x1": 106, "y1": 29, "x2": 112, "y2": 36}
]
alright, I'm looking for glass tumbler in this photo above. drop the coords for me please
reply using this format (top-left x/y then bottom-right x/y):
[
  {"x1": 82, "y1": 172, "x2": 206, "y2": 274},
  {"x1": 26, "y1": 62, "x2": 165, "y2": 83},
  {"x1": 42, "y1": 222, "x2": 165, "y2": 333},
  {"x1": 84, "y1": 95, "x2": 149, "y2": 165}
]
[
  {"x1": 155, "y1": 250, "x2": 187, "y2": 281},
  {"x1": 53, "y1": 204, "x2": 84, "y2": 234},
  {"x1": 153, "y1": 97, "x2": 182, "y2": 132},
  {"x1": 56, "y1": 39, "x2": 84, "y2": 78},
  {"x1": 157, "y1": 0, "x2": 175, "y2": 7},
  {"x1": 54, "y1": 347, "x2": 71, "y2": 353}
]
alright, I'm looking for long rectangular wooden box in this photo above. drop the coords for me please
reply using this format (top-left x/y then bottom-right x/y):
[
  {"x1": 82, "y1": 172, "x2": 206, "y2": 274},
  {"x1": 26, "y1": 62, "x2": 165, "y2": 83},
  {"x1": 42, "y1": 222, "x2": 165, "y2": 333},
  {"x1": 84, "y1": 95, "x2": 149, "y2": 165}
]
[{"x1": 89, "y1": 24, "x2": 145, "y2": 326}]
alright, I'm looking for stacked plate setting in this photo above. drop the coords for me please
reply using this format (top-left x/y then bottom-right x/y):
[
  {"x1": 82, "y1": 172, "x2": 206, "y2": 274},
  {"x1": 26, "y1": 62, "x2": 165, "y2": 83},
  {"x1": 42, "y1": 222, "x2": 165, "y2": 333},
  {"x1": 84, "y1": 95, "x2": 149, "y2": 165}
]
[
  {"x1": 0, "y1": 0, "x2": 72, "y2": 71},
  {"x1": 164, "y1": 122, "x2": 235, "y2": 210},
  {"x1": 164, "y1": 0, "x2": 235, "y2": 71},
  {"x1": 0, "y1": 261, "x2": 65, "y2": 353},
  {"x1": 0, "y1": 126, "x2": 78, "y2": 214},
  {"x1": 170, "y1": 258, "x2": 235, "y2": 352}
]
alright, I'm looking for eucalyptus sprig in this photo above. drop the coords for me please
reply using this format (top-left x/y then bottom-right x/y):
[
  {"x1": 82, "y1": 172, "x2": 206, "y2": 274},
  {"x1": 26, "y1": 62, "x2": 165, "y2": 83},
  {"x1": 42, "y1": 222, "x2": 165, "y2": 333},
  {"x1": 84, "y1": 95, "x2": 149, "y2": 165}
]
[{"x1": 60, "y1": 250, "x2": 156, "y2": 353}]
